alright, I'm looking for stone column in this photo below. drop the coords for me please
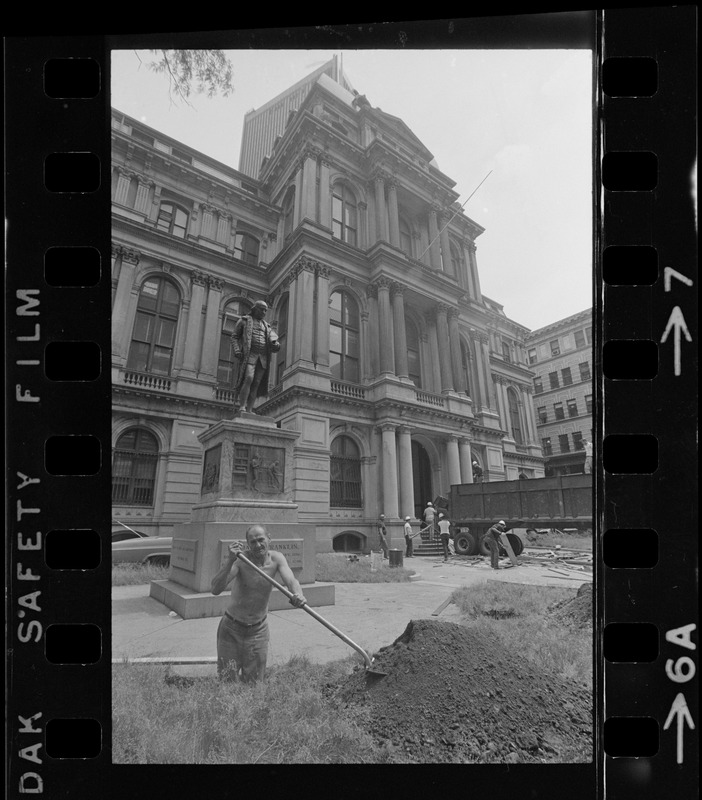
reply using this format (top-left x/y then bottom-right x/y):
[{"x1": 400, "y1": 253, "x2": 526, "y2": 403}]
[
  {"x1": 466, "y1": 242, "x2": 483, "y2": 302},
  {"x1": 461, "y1": 240, "x2": 476, "y2": 299},
  {"x1": 180, "y1": 271, "x2": 208, "y2": 375},
  {"x1": 397, "y1": 425, "x2": 414, "y2": 518},
  {"x1": 374, "y1": 173, "x2": 387, "y2": 243},
  {"x1": 358, "y1": 201, "x2": 368, "y2": 250},
  {"x1": 292, "y1": 164, "x2": 303, "y2": 228},
  {"x1": 480, "y1": 334, "x2": 497, "y2": 409},
  {"x1": 500, "y1": 381, "x2": 514, "y2": 438},
  {"x1": 379, "y1": 423, "x2": 399, "y2": 518},
  {"x1": 293, "y1": 258, "x2": 315, "y2": 364},
  {"x1": 365, "y1": 284, "x2": 379, "y2": 379},
  {"x1": 375, "y1": 278, "x2": 395, "y2": 375},
  {"x1": 439, "y1": 212, "x2": 452, "y2": 274},
  {"x1": 447, "y1": 309, "x2": 466, "y2": 394},
  {"x1": 426, "y1": 313, "x2": 443, "y2": 393},
  {"x1": 446, "y1": 436, "x2": 462, "y2": 489},
  {"x1": 199, "y1": 276, "x2": 223, "y2": 379},
  {"x1": 391, "y1": 283, "x2": 409, "y2": 378},
  {"x1": 111, "y1": 247, "x2": 139, "y2": 359},
  {"x1": 470, "y1": 336, "x2": 487, "y2": 410},
  {"x1": 114, "y1": 167, "x2": 133, "y2": 206},
  {"x1": 523, "y1": 387, "x2": 538, "y2": 444},
  {"x1": 387, "y1": 180, "x2": 400, "y2": 247},
  {"x1": 135, "y1": 178, "x2": 153, "y2": 215},
  {"x1": 301, "y1": 151, "x2": 318, "y2": 223},
  {"x1": 286, "y1": 269, "x2": 300, "y2": 363},
  {"x1": 319, "y1": 160, "x2": 332, "y2": 229},
  {"x1": 428, "y1": 206, "x2": 442, "y2": 270},
  {"x1": 217, "y1": 211, "x2": 231, "y2": 245},
  {"x1": 459, "y1": 438, "x2": 474, "y2": 484},
  {"x1": 435, "y1": 303, "x2": 454, "y2": 392},
  {"x1": 314, "y1": 265, "x2": 331, "y2": 368}
]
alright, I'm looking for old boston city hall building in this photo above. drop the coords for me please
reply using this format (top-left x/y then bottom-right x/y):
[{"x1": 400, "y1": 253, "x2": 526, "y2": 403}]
[{"x1": 111, "y1": 56, "x2": 546, "y2": 552}]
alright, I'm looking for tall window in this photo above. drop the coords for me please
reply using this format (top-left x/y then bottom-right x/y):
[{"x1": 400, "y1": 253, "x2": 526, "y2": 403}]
[
  {"x1": 330, "y1": 436, "x2": 362, "y2": 508},
  {"x1": 558, "y1": 434, "x2": 570, "y2": 453},
  {"x1": 549, "y1": 371, "x2": 560, "y2": 389},
  {"x1": 574, "y1": 329, "x2": 586, "y2": 348},
  {"x1": 406, "y1": 319, "x2": 421, "y2": 388},
  {"x1": 329, "y1": 290, "x2": 360, "y2": 382},
  {"x1": 399, "y1": 216, "x2": 413, "y2": 256},
  {"x1": 554, "y1": 402, "x2": 565, "y2": 420},
  {"x1": 572, "y1": 431, "x2": 584, "y2": 450},
  {"x1": 233, "y1": 233, "x2": 260, "y2": 265},
  {"x1": 507, "y1": 389, "x2": 523, "y2": 444},
  {"x1": 126, "y1": 277, "x2": 180, "y2": 375},
  {"x1": 275, "y1": 295, "x2": 289, "y2": 385},
  {"x1": 579, "y1": 361, "x2": 591, "y2": 381},
  {"x1": 217, "y1": 300, "x2": 250, "y2": 387},
  {"x1": 585, "y1": 394, "x2": 593, "y2": 414},
  {"x1": 282, "y1": 187, "x2": 295, "y2": 239},
  {"x1": 562, "y1": 367, "x2": 573, "y2": 385},
  {"x1": 502, "y1": 341, "x2": 512, "y2": 362},
  {"x1": 331, "y1": 183, "x2": 357, "y2": 246},
  {"x1": 542, "y1": 437, "x2": 553, "y2": 456},
  {"x1": 550, "y1": 339, "x2": 561, "y2": 356},
  {"x1": 449, "y1": 241, "x2": 463, "y2": 278},
  {"x1": 567, "y1": 399, "x2": 579, "y2": 418},
  {"x1": 112, "y1": 428, "x2": 158, "y2": 506},
  {"x1": 528, "y1": 347, "x2": 538, "y2": 365},
  {"x1": 156, "y1": 202, "x2": 188, "y2": 238},
  {"x1": 537, "y1": 406, "x2": 548, "y2": 424},
  {"x1": 534, "y1": 377, "x2": 543, "y2": 394}
]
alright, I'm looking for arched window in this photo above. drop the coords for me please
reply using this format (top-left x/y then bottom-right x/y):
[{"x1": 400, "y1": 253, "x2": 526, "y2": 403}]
[
  {"x1": 331, "y1": 183, "x2": 357, "y2": 246},
  {"x1": 329, "y1": 290, "x2": 360, "y2": 383},
  {"x1": 406, "y1": 319, "x2": 422, "y2": 388},
  {"x1": 283, "y1": 187, "x2": 295, "y2": 239},
  {"x1": 274, "y1": 294, "x2": 289, "y2": 385},
  {"x1": 460, "y1": 340, "x2": 471, "y2": 396},
  {"x1": 507, "y1": 388, "x2": 524, "y2": 444},
  {"x1": 217, "y1": 299, "x2": 251, "y2": 387},
  {"x1": 449, "y1": 240, "x2": 464, "y2": 278},
  {"x1": 399, "y1": 215, "x2": 413, "y2": 256},
  {"x1": 233, "y1": 232, "x2": 260, "y2": 265},
  {"x1": 330, "y1": 436, "x2": 362, "y2": 508},
  {"x1": 127, "y1": 277, "x2": 180, "y2": 376},
  {"x1": 112, "y1": 428, "x2": 159, "y2": 506},
  {"x1": 156, "y1": 202, "x2": 188, "y2": 238}
]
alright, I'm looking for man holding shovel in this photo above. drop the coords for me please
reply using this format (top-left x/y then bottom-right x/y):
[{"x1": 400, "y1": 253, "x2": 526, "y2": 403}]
[{"x1": 211, "y1": 525, "x2": 306, "y2": 682}]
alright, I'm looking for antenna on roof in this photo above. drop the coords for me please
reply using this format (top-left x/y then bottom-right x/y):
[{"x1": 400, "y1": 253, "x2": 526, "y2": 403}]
[{"x1": 417, "y1": 169, "x2": 493, "y2": 261}]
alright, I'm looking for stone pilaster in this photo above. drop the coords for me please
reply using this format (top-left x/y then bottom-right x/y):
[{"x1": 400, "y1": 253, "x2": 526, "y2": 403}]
[
  {"x1": 391, "y1": 283, "x2": 409, "y2": 378},
  {"x1": 373, "y1": 172, "x2": 387, "y2": 243},
  {"x1": 428, "y1": 206, "x2": 442, "y2": 270},
  {"x1": 446, "y1": 436, "x2": 462, "y2": 488},
  {"x1": 319, "y1": 159, "x2": 332, "y2": 229},
  {"x1": 181, "y1": 271, "x2": 208, "y2": 376},
  {"x1": 375, "y1": 278, "x2": 395, "y2": 375},
  {"x1": 111, "y1": 247, "x2": 139, "y2": 359},
  {"x1": 387, "y1": 180, "x2": 400, "y2": 247},
  {"x1": 447, "y1": 308, "x2": 466, "y2": 394},
  {"x1": 199, "y1": 276, "x2": 224, "y2": 379},
  {"x1": 459, "y1": 438, "x2": 474, "y2": 484},
  {"x1": 314, "y1": 264, "x2": 331, "y2": 368},
  {"x1": 301, "y1": 150, "x2": 318, "y2": 222},
  {"x1": 439, "y1": 212, "x2": 452, "y2": 274},
  {"x1": 435, "y1": 303, "x2": 454, "y2": 392},
  {"x1": 365, "y1": 284, "x2": 379, "y2": 379}
]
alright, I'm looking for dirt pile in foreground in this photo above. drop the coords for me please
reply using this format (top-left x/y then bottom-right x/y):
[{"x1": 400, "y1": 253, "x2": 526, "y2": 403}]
[
  {"x1": 331, "y1": 619, "x2": 592, "y2": 763},
  {"x1": 548, "y1": 583, "x2": 593, "y2": 628}
]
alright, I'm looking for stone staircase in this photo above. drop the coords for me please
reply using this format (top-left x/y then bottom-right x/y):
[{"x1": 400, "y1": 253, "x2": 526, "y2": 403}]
[{"x1": 413, "y1": 531, "x2": 444, "y2": 557}]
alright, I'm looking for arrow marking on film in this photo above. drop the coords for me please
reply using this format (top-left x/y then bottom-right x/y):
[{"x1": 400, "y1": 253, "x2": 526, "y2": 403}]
[
  {"x1": 663, "y1": 692, "x2": 695, "y2": 765},
  {"x1": 664, "y1": 266, "x2": 694, "y2": 292},
  {"x1": 660, "y1": 306, "x2": 692, "y2": 376}
]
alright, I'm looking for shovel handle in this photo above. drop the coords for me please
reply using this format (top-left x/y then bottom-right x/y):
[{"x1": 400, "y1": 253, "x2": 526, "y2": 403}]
[{"x1": 235, "y1": 552, "x2": 374, "y2": 670}]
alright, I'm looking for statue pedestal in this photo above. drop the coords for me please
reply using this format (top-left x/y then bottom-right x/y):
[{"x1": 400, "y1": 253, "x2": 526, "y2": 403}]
[{"x1": 150, "y1": 415, "x2": 334, "y2": 618}]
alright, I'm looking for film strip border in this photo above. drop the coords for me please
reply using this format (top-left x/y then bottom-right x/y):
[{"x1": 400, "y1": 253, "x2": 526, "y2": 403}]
[
  {"x1": 4, "y1": 13, "x2": 697, "y2": 798},
  {"x1": 600, "y1": 7, "x2": 698, "y2": 798}
]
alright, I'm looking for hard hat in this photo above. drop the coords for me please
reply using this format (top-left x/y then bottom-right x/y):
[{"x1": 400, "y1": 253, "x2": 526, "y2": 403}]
[
  {"x1": 498, "y1": 520, "x2": 505, "y2": 526},
  {"x1": 405, "y1": 516, "x2": 411, "y2": 521},
  {"x1": 427, "y1": 501, "x2": 433, "y2": 506}
]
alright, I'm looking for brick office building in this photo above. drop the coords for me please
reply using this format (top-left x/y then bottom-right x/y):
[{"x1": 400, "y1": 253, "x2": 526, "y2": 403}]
[
  {"x1": 111, "y1": 57, "x2": 545, "y2": 552},
  {"x1": 525, "y1": 309, "x2": 593, "y2": 476}
]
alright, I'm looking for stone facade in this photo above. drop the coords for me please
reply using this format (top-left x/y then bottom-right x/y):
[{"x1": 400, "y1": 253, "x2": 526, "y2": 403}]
[
  {"x1": 111, "y1": 62, "x2": 545, "y2": 553},
  {"x1": 525, "y1": 309, "x2": 593, "y2": 476}
]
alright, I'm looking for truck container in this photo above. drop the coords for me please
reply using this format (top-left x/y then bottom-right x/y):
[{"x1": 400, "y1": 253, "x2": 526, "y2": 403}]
[{"x1": 448, "y1": 474, "x2": 593, "y2": 556}]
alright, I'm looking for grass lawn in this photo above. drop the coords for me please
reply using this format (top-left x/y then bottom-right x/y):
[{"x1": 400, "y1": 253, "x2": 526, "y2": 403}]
[{"x1": 113, "y1": 552, "x2": 414, "y2": 586}]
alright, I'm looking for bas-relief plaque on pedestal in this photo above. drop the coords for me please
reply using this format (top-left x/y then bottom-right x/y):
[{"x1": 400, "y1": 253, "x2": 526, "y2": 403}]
[
  {"x1": 219, "y1": 539, "x2": 303, "y2": 570},
  {"x1": 171, "y1": 539, "x2": 198, "y2": 572},
  {"x1": 232, "y1": 443, "x2": 285, "y2": 494},
  {"x1": 201, "y1": 444, "x2": 222, "y2": 494}
]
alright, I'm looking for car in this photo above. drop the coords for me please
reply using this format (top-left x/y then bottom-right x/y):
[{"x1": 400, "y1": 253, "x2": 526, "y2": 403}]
[{"x1": 111, "y1": 527, "x2": 172, "y2": 566}]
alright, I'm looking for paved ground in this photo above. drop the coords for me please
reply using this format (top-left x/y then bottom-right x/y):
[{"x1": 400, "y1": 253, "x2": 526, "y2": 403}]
[{"x1": 112, "y1": 552, "x2": 591, "y2": 677}]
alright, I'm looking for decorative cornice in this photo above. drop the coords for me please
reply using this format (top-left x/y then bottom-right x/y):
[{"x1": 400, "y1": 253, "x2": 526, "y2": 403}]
[
  {"x1": 191, "y1": 271, "x2": 208, "y2": 287},
  {"x1": 208, "y1": 276, "x2": 224, "y2": 292}
]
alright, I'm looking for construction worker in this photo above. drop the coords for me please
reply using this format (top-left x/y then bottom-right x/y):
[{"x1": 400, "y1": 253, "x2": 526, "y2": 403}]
[
  {"x1": 403, "y1": 516, "x2": 415, "y2": 557},
  {"x1": 377, "y1": 514, "x2": 389, "y2": 559},
  {"x1": 486, "y1": 520, "x2": 507, "y2": 570},
  {"x1": 423, "y1": 501, "x2": 437, "y2": 540},
  {"x1": 438, "y1": 513, "x2": 452, "y2": 561}
]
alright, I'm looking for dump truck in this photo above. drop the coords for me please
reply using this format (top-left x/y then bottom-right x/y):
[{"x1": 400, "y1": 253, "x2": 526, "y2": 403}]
[{"x1": 447, "y1": 473, "x2": 593, "y2": 556}]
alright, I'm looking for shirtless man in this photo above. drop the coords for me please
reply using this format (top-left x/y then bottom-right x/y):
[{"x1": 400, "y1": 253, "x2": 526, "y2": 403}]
[{"x1": 210, "y1": 525, "x2": 306, "y2": 682}]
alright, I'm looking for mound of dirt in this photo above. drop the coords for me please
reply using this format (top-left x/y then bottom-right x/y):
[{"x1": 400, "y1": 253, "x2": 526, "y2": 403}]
[
  {"x1": 548, "y1": 583, "x2": 593, "y2": 628},
  {"x1": 332, "y1": 619, "x2": 591, "y2": 763}
]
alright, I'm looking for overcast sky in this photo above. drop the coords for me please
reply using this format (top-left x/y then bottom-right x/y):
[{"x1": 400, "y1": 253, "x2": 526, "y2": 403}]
[{"x1": 111, "y1": 47, "x2": 593, "y2": 331}]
